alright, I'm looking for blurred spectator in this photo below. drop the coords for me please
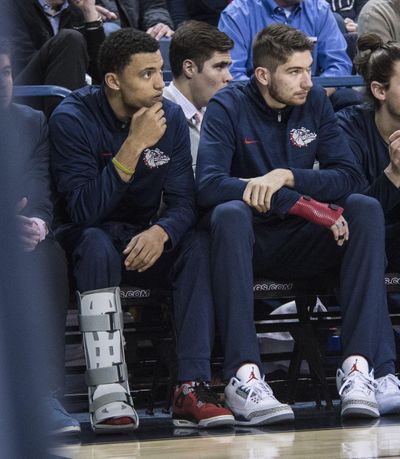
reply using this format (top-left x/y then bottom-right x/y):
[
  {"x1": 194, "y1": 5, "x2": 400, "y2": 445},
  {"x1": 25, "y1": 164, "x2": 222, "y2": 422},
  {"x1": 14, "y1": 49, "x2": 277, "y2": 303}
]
[
  {"x1": 357, "y1": 0, "x2": 400, "y2": 43},
  {"x1": 164, "y1": 21, "x2": 233, "y2": 167},
  {"x1": 167, "y1": 0, "x2": 229, "y2": 27},
  {"x1": 98, "y1": 0, "x2": 175, "y2": 39},
  {"x1": 218, "y1": 0, "x2": 352, "y2": 82},
  {"x1": 166, "y1": 0, "x2": 189, "y2": 27},
  {"x1": 0, "y1": 37, "x2": 80, "y2": 438},
  {"x1": 326, "y1": 0, "x2": 368, "y2": 33},
  {"x1": 0, "y1": 0, "x2": 112, "y2": 115}
]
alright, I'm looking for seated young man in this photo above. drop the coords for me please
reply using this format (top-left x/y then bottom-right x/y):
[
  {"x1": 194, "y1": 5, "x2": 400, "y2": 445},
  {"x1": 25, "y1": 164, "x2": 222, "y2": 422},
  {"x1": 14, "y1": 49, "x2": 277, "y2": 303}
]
[
  {"x1": 218, "y1": 0, "x2": 365, "y2": 111},
  {"x1": 49, "y1": 28, "x2": 234, "y2": 431},
  {"x1": 337, "y1": 33, "x2": 400, "y2": 414},
  {"x1": 164, "y1": 20, "x2": 233, "y2": 167},
  {"x1": 195, "y1": 24, "x2": 398, "y2": 422},
  {"x1": 0, "y1": 38, "x2": 79, "y2": 435}
]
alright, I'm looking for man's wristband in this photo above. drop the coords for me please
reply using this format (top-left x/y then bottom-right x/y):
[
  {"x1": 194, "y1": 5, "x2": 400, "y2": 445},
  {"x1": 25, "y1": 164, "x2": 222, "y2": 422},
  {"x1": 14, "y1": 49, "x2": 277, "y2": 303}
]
[
  {"x1": 112, "y1": 157, "x2": 135, "y2": 176},
  {"x1": 85, "y1": 15, "x2": 103, "y2": 30}
]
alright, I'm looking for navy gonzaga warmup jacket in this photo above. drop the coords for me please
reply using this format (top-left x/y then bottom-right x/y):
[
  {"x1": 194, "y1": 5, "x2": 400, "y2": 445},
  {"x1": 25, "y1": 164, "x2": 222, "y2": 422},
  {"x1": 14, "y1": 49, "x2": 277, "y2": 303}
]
[
  {"x1": 196, "y1": 77, "x2": 366, "y2": 216},
  {"x1": 50, "y1": 85, "x2": 196, "y2": 249},
  {"x1": 337, "y1": 104, "x2": 400, "y2": 219}
]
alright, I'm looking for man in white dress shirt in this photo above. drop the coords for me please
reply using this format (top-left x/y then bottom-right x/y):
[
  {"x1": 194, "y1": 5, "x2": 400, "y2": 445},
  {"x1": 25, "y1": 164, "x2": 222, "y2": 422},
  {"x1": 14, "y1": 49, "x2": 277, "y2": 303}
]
[{"x1": 163, "y1": 20, "x2": 233, "y2": 168}]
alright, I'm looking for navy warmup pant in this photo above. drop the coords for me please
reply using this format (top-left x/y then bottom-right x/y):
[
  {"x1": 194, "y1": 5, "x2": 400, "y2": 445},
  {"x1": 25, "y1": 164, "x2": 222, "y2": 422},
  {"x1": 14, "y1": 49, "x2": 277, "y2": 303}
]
[
  {"x1": 57, "y1": 222, "x2": 213, "y2": 382},
  {"x1": 180, "y1": 194, "x2": 395, "y2": 381}
]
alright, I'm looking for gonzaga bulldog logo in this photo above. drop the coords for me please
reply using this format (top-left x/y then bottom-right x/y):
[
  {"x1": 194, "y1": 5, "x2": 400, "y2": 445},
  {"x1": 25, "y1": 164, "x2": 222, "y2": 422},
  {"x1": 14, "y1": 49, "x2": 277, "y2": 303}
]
[
  {"x1": 143, "y1": 147, "x2": 170, "y2": 169},
  {"x1": 290, "y1": 127, "x2": 317, "y2": 148}
]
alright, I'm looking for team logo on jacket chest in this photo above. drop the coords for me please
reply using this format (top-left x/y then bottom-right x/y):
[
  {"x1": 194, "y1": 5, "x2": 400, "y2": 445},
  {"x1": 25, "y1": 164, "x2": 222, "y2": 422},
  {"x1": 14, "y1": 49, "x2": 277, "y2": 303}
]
[
  {"x1": 289, "y1": 127, "x2": 317, "y2": 148},
  {"x1": 143, "y1": 147, "x2": 170, "y2": 169}
]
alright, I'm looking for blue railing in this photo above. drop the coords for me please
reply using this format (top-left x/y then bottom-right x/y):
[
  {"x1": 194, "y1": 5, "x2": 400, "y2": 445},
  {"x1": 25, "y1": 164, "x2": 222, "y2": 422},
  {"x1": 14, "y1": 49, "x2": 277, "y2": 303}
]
[
  {"x1": 13, "y1": 75, "x2": 365, "y2": 101},
  {"x1": 13, "y1": 85, "x2": 72, "y2": 98},
  {"x1": 312, "y1": 75, "x2": 364, "y2": 87}
]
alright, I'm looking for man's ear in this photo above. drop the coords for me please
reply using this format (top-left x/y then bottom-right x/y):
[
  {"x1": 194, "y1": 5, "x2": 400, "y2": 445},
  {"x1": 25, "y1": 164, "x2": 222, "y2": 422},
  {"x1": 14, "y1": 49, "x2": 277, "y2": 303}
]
[
  {"x1": 370, "y1": 80, "x2": 387, "y2": 102},
  {"x1": 254, "y1": 66, "x2": 270, "y2": 87},
  {"x1": 182, "y1": 59, "x2": 197, "y2": 79},
  {"x1": 104, "y1": 72, "x2": 120, "y2": 91}
]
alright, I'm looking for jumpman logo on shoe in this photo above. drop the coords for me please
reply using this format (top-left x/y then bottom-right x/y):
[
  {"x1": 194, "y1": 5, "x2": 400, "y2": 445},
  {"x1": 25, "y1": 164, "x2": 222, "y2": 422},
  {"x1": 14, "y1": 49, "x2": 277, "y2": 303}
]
[
  {"x1": 246, "y1": 367, "x2": 259, "y2": 383},
  {"x1": 349, "y1": 359, "x2": 359, "y2": 375}
]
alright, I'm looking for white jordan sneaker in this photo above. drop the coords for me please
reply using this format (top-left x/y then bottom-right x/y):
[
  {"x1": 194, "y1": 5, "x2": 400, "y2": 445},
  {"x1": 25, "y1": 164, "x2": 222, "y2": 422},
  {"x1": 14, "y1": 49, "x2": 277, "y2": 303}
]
[
  {"x1": 337, "y1": 356, "x2": 379, "y2": 418},
  {"x1": 375, "y1": 374, "x2": 400, "y2": 415},
  {"x1": 224, "y1": 364, "x2": 294, "y2": 426}
]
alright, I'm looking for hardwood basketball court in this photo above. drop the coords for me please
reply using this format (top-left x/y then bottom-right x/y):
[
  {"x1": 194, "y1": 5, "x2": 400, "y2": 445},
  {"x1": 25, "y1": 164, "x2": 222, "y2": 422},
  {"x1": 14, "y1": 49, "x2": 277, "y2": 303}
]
[{"x1": 52, "y1": 403, "x2": 400, "y2": 458}]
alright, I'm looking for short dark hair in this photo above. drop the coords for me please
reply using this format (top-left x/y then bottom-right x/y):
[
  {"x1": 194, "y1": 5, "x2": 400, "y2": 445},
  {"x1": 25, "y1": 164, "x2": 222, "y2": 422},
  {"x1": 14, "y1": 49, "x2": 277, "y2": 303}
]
[
  {"x1": 169, "y1": 20, "x2": 233, "y2": 78},
  {"x1": 252, "y1": 24, "x2": 314, "y2": 73},
  {"x1": 354, "y1": 33, "x2": 400, "y2": 109},
  {"x1": 98, "y1": 28, "x2": 159, "y2": 77},
  {"x1": 0, "y1": 37, "x2": 11, "y2": 58}
]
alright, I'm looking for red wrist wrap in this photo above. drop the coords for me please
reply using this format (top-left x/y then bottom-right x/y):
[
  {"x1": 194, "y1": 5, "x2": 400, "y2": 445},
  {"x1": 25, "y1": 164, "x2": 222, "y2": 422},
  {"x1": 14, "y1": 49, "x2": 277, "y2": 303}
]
[{"x1": 288, "y1": 196, "x2": 344, "y2": 228}]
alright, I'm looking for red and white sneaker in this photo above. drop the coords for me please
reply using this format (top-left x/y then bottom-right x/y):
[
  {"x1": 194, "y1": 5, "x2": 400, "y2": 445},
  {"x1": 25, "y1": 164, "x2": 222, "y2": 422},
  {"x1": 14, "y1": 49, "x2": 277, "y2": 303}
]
[{"x1": 172, "y1": 381, "x2": 235, "y2": 428}]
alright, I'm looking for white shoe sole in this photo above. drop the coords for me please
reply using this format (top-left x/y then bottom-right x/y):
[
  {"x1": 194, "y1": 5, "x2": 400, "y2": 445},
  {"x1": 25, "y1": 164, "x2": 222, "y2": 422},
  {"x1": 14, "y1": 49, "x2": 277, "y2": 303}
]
[
  {"x1": 173, "y1": 415, "x2": 235, "y2": 429},
  {"x1": 377, "y1": 398, "x2": 400, "y2": 415},
  {"x1": 234, "y1": 408, "x2": 295, "y2": 426},
  {"x1": 91, "y1": 418, "x2": 139, "y2": 433},
  {"x1": 51, "y1": 425, "x2": 81, "y2": 435},
  {"x1": 341, "y1": 402, "x2": 379, "y2": 419}
]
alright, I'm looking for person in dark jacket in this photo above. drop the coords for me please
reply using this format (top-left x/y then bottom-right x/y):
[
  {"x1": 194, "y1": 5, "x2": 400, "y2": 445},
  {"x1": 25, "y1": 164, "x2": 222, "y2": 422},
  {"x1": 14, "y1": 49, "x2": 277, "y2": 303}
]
[
  {"x1": 49, "y1": 28, "x2": 233, "y2": 431},
  {"x1": 1, "y1": 0, "x2": 111, "y2": 114},
  {"x1": 0, "y1": 38, "x2": 80, "y2": 435},
  {"x1": 337, "y1": 33, "x2": 400, "y2": 415},
  {"x1": 98, "y1": 0, "x2": 174, "y2": 39},
  {"x1": 327, "y1": 0, "x2": 368, "y2": 33},
  {"x1": 167, "y1": 0, "x2": 229, "y2": 27},
  {"x1": 195, "y1": 24, "x2": 398, "y2": 423}
]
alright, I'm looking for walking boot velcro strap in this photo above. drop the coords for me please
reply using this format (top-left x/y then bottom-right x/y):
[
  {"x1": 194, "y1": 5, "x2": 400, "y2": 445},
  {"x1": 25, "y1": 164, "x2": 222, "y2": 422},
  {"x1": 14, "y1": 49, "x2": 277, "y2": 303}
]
[
  {"x1": 79, "y1": 311, "x2": 124, "y2": 332},
  {"x1": 89, "y1": 392, "x2": 133, "y2": 413},
  {"x1": 85, "y1": 363, "x2": 128, "y2": 386}
]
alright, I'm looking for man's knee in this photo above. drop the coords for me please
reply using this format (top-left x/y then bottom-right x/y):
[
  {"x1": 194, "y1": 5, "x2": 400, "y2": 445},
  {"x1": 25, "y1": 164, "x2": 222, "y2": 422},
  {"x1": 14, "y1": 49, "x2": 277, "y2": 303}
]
[
  {"x1": 51, "y1": 29, "x2": 86, "y2": 50},
  {"x1": 210, "y1": 200, "x2": 253, "y2": 233},
  {"x1": 344, "y1": 194, "x2": 386, "y2": 246},
  {"x1": 344, "y1": 194, "x2": 384, "y2": 221},
  {"x1": 73, "y1": 228, "x2": 121, "y2": 291},
  {"x1": 43, "y1": 29, "x2": 87, "y2": 64},
  {"x1": 77, "y1": 228, "x2": 119, "y2": 265}
]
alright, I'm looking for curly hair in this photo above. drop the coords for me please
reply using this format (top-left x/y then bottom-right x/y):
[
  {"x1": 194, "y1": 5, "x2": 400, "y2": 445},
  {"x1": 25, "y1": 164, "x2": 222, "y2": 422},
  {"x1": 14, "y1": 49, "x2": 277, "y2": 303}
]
[{"x1": 98, "y1": 28, "x2": 159, "y2": 77}]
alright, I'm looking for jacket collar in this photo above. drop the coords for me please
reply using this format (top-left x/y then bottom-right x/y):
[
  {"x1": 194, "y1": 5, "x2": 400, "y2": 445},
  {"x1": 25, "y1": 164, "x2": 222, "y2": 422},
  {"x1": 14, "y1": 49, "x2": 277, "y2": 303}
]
[
  {"x1": 96, "y1": 84, "x2": 131, "y2": 132},
  {"x1": 245, "y1": 76, "x2": 293, "y2": 122}
]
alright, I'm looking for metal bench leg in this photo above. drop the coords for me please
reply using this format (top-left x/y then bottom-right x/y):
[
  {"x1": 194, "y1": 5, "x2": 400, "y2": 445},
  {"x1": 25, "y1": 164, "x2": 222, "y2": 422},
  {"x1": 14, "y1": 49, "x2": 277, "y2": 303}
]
[
  {"x1": 287, "y1": 342, "x2": 302, "y2": 404},
  {"x1": 292, "y1": 297, "x2": 333, "y2": 409}
]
